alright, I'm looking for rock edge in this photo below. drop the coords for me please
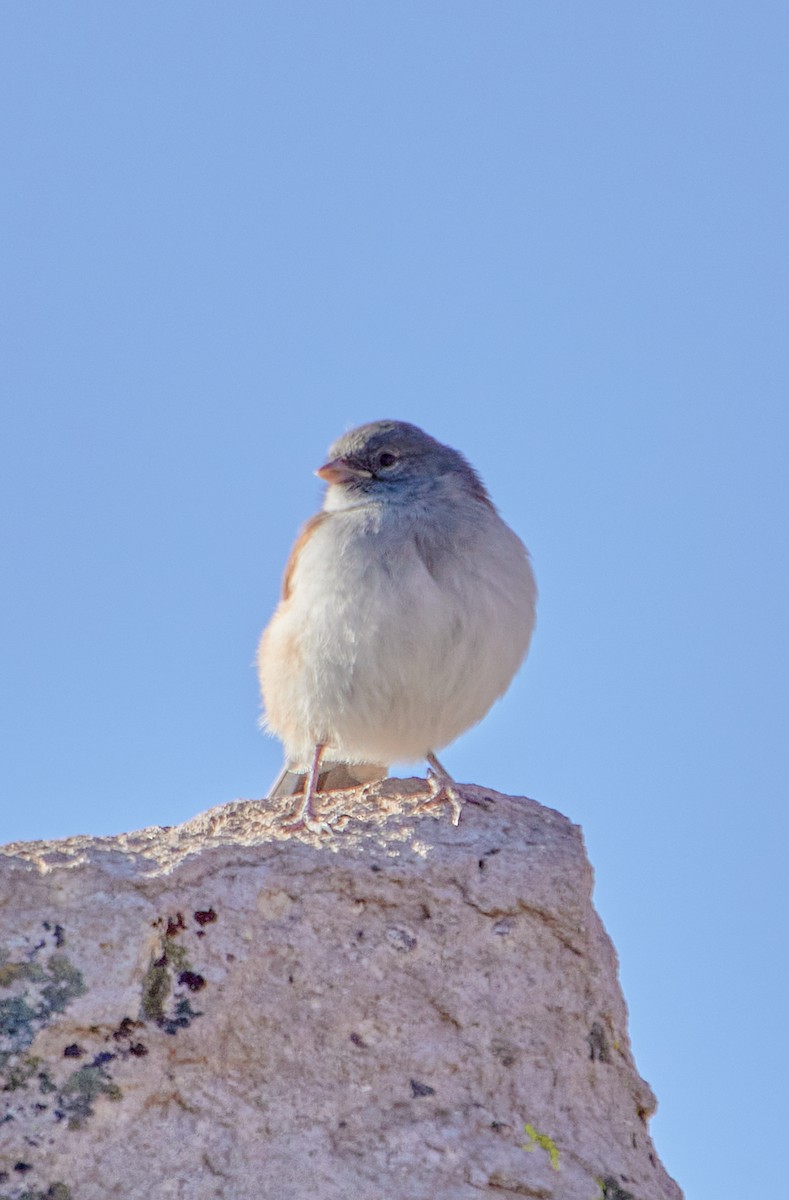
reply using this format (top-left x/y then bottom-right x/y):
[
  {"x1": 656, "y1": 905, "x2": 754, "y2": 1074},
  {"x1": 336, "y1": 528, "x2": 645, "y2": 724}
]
[{"x1": 0, "y1": 781, "x2": 683, "y2": 1200}]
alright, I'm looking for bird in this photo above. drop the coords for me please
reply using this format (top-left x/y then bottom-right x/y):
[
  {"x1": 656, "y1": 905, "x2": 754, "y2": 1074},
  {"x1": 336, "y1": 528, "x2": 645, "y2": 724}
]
[{"x1": 257, "y1": 419, "x2": 537, "y2": 831}]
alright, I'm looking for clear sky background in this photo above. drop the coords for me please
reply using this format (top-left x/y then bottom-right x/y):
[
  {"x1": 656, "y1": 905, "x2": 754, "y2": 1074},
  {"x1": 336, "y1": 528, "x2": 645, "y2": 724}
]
[{"x1": 2, "y1": 4, "x2": 787, "y2": 1195}]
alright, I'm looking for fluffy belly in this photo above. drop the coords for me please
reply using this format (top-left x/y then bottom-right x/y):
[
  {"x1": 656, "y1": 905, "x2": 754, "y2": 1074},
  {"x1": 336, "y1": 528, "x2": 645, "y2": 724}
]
[{"x1": 259, "y1": 547, "x2": 535, "y2": 767}]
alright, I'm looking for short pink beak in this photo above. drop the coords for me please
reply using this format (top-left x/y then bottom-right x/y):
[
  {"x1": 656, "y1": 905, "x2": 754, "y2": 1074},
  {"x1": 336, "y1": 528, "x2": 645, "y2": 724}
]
[{"x1": 316, "y1": 457, "x2": 371, "y2": 485}]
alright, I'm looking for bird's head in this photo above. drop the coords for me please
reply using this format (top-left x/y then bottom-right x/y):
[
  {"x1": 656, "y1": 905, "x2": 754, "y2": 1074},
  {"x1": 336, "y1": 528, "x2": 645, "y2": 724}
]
[{"x1": 317, "y1": 419, "x2": 492, "y2": 510}]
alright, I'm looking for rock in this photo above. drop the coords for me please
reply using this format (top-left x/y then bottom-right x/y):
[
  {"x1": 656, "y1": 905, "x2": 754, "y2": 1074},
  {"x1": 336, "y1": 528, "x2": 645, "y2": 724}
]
[{"x1": 0, "y1": 780, "x2": 683, "y2": 1200}]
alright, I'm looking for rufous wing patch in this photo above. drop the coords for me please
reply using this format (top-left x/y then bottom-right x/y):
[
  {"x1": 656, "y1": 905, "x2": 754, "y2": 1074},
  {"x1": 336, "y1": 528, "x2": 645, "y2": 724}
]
[{"x1": 281, "y1": 511, "x2": 331, "y2": 600}]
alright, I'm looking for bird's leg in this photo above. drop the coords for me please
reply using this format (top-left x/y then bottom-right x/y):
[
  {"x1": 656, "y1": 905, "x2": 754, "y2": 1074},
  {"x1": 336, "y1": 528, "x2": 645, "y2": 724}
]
[
  {"x1": 281, "y1": 743, "x2": 332, "y2": 833},
  {"x1": 416, "y1": 751, "x2": 464, "y2": 826}
]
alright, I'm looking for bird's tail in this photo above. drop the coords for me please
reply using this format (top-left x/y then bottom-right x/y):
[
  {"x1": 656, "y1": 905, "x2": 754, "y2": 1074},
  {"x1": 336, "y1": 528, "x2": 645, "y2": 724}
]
[{"x1": 267, "y1": 760, "x2": 388, "y2": 799}]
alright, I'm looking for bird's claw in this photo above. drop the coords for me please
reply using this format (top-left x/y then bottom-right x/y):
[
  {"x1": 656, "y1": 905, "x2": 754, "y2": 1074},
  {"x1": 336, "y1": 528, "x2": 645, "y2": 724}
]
[
  {"x1": 278, "y1": 798, "x2": 342, "y2": 836},
  {"x1": 415, "y1": 768, "x2": 464, "y2": 826},
  {"x1": 279, "y1": 814, "x2": 335, "y2": 836},
  {"x1": 278, "y1": 788, "x2": 361, "y2": 834}
]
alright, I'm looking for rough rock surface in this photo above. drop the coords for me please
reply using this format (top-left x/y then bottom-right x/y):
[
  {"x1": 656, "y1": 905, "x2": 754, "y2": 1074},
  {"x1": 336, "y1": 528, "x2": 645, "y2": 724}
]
[{"x1": 0, "y1": 780, "x2": 683, "y2": 1200}]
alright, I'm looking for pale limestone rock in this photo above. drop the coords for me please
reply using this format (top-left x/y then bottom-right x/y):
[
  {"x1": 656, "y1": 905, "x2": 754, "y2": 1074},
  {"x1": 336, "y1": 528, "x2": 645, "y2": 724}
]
[{"x1": 0, "y1": 781, "x2": 683, "y2": 1200}]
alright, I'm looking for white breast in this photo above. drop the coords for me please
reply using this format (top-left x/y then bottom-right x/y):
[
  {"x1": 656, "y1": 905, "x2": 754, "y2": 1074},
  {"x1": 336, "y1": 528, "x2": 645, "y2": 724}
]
[{"x1": 258, "y1": 502, "x2": 536, "y2": 769}]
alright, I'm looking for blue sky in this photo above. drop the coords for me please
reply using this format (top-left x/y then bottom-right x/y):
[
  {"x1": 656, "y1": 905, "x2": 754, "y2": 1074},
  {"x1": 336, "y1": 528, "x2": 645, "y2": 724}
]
[{"x1": 2, "y1": 4, "x2": 787, "y2": 1194}]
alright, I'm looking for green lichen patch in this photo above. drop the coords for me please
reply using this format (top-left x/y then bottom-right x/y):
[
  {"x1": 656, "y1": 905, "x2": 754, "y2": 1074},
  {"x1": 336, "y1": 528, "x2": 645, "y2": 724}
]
[
  {"x1": 38, "y1": 958, "x2": 84, "y2": 1018},
  {"x1": 0, "y1": 964, "x2": 35, "y2": 989},
  {"x1": 0, "y1": 998, "x2": 40, "y2": 1061},
  {"x1": 3, "y1": 1055, "x2": 40, "y2": 1092},
  {"x1": 139, "y1": 911, "x2": 210, "y2": 1035},
  {"x1": 140, "y1": 959, "x2": 170, "y2": 1022},
  {"x1": 0, "y1": 929, "x2": 85, "y2": 1069},
  {"x1": 0, "y1": 1183, "x2": 72, "y2": 1200},
  {"x1": 164, "y1": 941, "x2": 189, "y2": 971},
  {"x1": 37, "y1": 1069, "x2": 56, "y2": 1095},
  {"x1": 3, "y1": 1050, "x2": 123, "y2": 1137},
  {"x1": 140, "y1": 951, "x2": 204, "y2": 1032},
  {"x1": 1, "y1": 907, "x2": 215, "y2": 1183},
  {"x1": 521, "y1": 1123, "x2": 560, "y2": 1170},
  {"x1": 0, "y1": 926, "x2": 103, "y2": 1158},
  {"x1": 58, "y1": 1056, "x2": 122, "y2": 1129}
]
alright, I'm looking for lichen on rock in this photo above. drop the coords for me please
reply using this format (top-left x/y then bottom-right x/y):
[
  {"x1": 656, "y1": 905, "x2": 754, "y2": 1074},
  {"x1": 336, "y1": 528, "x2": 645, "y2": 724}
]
[{"x1": 0, "y1": 779, "x2": 683, "y2": 1200}]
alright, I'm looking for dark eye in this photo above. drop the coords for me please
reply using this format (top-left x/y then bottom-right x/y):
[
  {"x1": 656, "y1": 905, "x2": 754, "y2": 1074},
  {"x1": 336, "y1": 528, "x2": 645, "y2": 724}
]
[{"x1": 378, "y1": 452, "x2": 397, "y2": 468}]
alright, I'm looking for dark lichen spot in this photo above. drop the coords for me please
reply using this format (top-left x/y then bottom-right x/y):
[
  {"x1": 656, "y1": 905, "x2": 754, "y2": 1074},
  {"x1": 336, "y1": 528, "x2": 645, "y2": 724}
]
[
  {"x1": 42, "y1": 922, "x2": 66, "y2": 949},
  {"x1": 410, "y1": 1079, "x2": 435, "y2": 1097},
  {"x1": 349, "y1": 1032, "x2": 365, "y2": 1047},
  {"x1": 14, "y1": 1161, "x2": 33, "y2": 1172},
  {"x1": 600, "y1": 1178, "x2": 635, "y2": 1200},
  {"x1": 165, "y1": 913, "x2": 186, "y2": 938},
  {"x1": 491, "y1": 1040, "x2": 518, "y2": 1067},
  {"x1": 178, "y1": 971, "x2": 206, "y2": 993},
  {"x1": 112, "y1": 1016, "x2": 143, "y2": 1041},
  {"x1": 110, "y1": 1017, "x2": 148, "y2": 1059},
  {"x1": 588, "y1": 1021, "x2": 612, "y2": 1063},
  {"x1": 63, "y1": 1044, "x2": 82, "y2": 1059},
  {"x1": 46, "y1": 1183, "x2": 73, "y2": 1199},
  {"x1": 369, "y1": 864, "x2": 381, "y2": 873},
  {"x1": 158, "y1": 998, "x2": 202, "y2": 1036},
  {"x1": 193, "y1": 909, "x2": 217, "y2": 926}
]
